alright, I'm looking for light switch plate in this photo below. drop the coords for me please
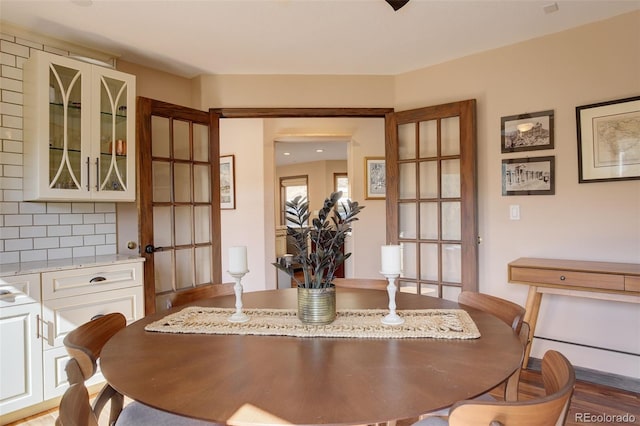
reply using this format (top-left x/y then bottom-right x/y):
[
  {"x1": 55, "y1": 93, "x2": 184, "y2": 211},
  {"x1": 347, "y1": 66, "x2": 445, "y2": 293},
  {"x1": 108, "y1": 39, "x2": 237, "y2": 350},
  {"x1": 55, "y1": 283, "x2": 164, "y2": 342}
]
[{"x1": 509, "y1": 205, "x2": 520, "y2": 220}]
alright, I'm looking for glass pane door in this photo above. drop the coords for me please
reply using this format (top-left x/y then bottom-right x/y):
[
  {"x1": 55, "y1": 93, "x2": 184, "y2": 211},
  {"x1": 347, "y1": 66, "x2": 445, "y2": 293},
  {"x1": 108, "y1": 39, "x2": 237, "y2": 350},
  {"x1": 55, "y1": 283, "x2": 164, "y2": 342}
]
[
  {"x1": 98, "y1": 75, "x2": 129, "y2": 192},
  {"x1": 138, "y1": 98, "x2": 221, "y2": 315},
  {"x1": 388, "y1": 101, "x2": 477, "y2": 300}
]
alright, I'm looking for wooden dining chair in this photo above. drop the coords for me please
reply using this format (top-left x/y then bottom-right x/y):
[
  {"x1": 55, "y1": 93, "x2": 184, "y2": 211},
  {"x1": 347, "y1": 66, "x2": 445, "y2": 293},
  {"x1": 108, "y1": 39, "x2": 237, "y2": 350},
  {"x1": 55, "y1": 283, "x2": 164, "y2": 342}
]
[
  {"x1": 333, "y1": 277, "x2": 389, "y2": 290},
  {"x1": 414, "y1": 350, "x2": 576, "y2": 426},
  {"x1": 457, "y1": 291, "x2": 529, "y2": 401},
  {"x1": 57, "y1": 313, "x2": 218, "y2": 426}
]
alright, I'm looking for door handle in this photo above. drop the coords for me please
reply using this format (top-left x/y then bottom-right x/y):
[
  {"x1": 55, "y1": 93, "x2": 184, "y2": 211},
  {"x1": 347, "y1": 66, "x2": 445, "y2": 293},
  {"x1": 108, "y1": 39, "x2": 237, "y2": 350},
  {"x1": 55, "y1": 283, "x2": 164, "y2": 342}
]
[{"x1": 145, "y1": 244, "x2": 164, "y2": 254}]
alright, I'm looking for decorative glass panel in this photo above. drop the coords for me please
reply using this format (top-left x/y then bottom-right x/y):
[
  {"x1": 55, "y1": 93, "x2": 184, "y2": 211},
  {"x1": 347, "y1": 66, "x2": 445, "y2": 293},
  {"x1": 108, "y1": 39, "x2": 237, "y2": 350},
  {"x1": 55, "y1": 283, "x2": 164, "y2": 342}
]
[
  {"x1": 400, "y1": 242, "x2": 416, "y2": 279},
  {"x1": 419, "y1": 202, "x2": 438, "y2": 240},
  {"x1": 193, "y1": 124, "x2": 209, "y2": 162},
  {"x1": 154, "y1": 250, "x2": 173, "y2": 294},
  {"x1": 173, "y1": 120, "x2": 190, "y2": 160},
  {"x1": 194, "y1": 165, "x2": 211, "y2": 203},
  {"x1": 399, "y1": 163, "x2": 416, "y2": 199},
  {"x1": 152, "y1": 161, "x2": 171, "y2": 202},
  {"x1": 442, "y1": 202, "x2": 461, "y2": 241},
  {"x1": 49, "y1": 64, "x2": 82, "y2": 190},
  {"x1": 398, "y1": 123, "x2": 415, "y2": 160},
  {"x1": 98, "y1": 76, "x2": 128, "y2": 193},
  {"x1": 175, "y1": 248, "x2": 194, "y2": 289},
  {"x1": 419, "y1": 161, "x2": 438, "y2": 199},
  {"x1": 175, "y1": 206, "x2": 193, "y2": 246},
  {"x1": 174, "y1": 163, "x2": 192, "y2": 203},
  {"x1": 420, "y1": 243, "x2": 438, "y2": 281},
  {"x1": 151, "y1": 116, "x2": 170, "y2": 158},
  {"x1": 441, "y1": 116, "x2": 460, "y2": 156},
  {"x1": 441, "y1": 159, "x2": 460, "y2": 198},
  {"x1": 195, "y1": 246, "x2": 212, "y2": 285},
  {"x1": 153, "y1": 206, "x2": 173, "y2": 247},
  {"x1": 419, "y1": 120, "x2": 437, "y2": 158},
  {"x1": 442, "y1": 244, "x2": 462, "y2": 283},
  {"x1": 194, "y1": 206, "x2": 211, "y2": 244},
  {"x1": 398, "y1": 203, "x2": 416, "y2": 239}
]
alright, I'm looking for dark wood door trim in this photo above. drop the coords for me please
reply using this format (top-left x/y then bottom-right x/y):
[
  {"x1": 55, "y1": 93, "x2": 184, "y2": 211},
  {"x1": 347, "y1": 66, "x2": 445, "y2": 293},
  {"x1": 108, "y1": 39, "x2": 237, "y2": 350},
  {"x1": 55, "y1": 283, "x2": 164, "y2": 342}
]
[{"x1": 216, "y1": 107, "x2": 393, "y2": 118}]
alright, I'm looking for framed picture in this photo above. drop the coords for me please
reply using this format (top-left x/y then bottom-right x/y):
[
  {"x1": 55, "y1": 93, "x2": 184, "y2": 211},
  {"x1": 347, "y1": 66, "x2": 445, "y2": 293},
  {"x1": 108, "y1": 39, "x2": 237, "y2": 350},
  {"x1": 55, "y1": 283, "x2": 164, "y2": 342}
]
[
  {"x1": 501, "y1": 110, "x2": 554, "y2": 153},
  {"x1": 220, "y1": 155, "x2": 235, "y2": 209},
  {"x1": 576, "y1": 96, "x2": 640, "y2": 183},
  {"x1": 365, "y1": 157, "x2": 386, "y2": 199},
  {"x1": 502, "y1": 156, "x2": 555, "y2": 196}
]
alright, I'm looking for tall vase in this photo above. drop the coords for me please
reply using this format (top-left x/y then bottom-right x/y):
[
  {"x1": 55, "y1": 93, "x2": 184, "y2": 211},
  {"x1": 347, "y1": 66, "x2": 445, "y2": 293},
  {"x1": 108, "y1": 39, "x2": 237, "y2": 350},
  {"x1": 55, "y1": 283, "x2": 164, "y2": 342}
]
[{"x1": 297, "y1": 286, "x2": 336, "y2": 325}]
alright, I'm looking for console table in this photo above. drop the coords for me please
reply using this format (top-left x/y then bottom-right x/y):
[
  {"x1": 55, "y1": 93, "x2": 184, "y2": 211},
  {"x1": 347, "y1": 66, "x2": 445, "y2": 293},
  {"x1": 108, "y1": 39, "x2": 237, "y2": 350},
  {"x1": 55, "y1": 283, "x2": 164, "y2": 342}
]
[{"x1": 507, "y1": 257, "x2": 640, "y2": 368}]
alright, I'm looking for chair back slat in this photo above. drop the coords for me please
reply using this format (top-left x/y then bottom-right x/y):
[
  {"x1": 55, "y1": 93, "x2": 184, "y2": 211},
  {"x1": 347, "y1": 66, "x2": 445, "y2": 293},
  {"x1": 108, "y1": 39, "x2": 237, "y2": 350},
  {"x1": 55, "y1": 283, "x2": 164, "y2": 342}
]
[
  {"x1": 62, "y1": 313, "x2": 126, "y2": 379},
  {"x1": 458, "y1": 291, "x2": 525, "y2": 333},
  {"x1": 448, "y1": 350, "x2": 576, "y2": 426}
]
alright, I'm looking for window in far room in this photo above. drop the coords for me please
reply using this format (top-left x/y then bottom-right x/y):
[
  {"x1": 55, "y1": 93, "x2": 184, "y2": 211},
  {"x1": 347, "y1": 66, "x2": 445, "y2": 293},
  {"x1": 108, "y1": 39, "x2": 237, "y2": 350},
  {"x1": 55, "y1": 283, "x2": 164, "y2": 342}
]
[{"x1": 280, "y1": 175, "x2": 308, "y2": 226}]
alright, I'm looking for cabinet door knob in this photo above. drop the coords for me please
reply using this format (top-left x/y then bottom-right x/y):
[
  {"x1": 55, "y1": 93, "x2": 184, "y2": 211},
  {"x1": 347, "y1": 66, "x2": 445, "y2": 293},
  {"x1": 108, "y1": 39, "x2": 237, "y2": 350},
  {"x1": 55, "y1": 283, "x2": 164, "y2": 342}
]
[{"x1": 560, "y1": 275, "x2": 566, "y2": 281}]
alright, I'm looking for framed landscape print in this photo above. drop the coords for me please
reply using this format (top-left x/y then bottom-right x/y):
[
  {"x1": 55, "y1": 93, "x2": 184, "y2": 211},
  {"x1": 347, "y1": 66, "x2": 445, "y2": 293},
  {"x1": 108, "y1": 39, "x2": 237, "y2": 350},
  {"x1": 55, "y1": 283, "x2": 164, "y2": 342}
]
[
  {"x1": 365, "y1": 157, "x2": 386, "y2": 199},
  {"x1": 220, "y1": 155, "x2": 235, "y2": 209},
  {"x1": 576, "y1": 96, "x2": 640, "y2": 183},
  {"x1": 501, "y1": 110, "x2": 554, "y2": 153},
  {"x1": 502, "y1": 156, "x2": 555, "y2": 196}
]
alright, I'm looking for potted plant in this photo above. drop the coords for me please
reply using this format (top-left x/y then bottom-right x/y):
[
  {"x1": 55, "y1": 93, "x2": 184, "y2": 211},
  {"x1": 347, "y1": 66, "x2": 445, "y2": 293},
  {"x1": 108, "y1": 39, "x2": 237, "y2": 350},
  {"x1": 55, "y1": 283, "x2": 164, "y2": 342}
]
[{"x1": 274, "y1": 191, "x2": 364, "y2": 324}]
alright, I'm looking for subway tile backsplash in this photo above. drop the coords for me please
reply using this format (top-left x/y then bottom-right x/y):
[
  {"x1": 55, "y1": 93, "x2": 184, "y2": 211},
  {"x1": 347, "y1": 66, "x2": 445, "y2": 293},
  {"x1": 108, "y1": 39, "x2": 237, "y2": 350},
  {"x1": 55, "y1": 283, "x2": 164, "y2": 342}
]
[{"x1": 0, "y1": 31, "x2": 117, "y2": 265}]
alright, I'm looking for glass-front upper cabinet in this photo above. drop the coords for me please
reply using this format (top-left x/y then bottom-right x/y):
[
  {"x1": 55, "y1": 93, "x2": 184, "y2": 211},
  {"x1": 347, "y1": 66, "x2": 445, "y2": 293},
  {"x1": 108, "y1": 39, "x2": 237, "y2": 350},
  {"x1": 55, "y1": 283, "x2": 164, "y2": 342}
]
[{"x1": 23, "y1": 50, "x2": 136, "y2": 201}]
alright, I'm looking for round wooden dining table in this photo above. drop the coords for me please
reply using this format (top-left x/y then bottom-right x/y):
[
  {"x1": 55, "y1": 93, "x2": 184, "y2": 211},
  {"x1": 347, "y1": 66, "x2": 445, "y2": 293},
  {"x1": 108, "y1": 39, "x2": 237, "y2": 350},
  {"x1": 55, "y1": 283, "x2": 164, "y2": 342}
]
[{"x1": 100, "y1": 288, "x2": 523, "y2": 425}]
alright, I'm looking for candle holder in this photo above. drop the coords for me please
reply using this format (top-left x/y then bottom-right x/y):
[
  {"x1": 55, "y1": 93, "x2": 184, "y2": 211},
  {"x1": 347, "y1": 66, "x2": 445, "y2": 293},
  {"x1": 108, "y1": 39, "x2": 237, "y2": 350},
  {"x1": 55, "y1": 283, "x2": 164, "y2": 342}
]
[
  {"x1": 380, "y1": 272, "x2": 404, "y2": 325},
  {"x1": 228, "y1": 270, "x2": 250, "y2": 323}
]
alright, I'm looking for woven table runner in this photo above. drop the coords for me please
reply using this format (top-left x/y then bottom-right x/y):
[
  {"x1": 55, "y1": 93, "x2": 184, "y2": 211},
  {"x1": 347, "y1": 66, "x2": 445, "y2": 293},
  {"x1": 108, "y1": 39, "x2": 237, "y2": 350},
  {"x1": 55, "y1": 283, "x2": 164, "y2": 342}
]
[{"x1": 144, "y1": 307, "x2": 481, "y2": 339}]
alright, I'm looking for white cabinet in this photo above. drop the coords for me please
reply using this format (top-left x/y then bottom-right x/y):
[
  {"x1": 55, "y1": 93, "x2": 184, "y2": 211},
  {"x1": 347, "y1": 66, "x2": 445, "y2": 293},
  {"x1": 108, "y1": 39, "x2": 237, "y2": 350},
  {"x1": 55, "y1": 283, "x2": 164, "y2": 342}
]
[
  {"x1": 0, "y1": 274, "x2": 43, "y2": 415},
  {"x1": 23, "y1": 50, "x2": 136, "y2": 202},
  {"x1": 0, "y1": 258, "x2": 144, "y2": 416}
]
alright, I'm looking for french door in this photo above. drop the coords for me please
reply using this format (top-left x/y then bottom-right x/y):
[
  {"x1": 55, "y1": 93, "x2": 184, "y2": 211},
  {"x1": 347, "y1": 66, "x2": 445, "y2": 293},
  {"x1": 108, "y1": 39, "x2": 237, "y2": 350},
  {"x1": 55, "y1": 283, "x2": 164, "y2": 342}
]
[
  {"x1": 385, "y1": 99, "x2": 478, "y2": 299},
  {"x1": 137, "y1": 97, "x2": 221, "y2": 314}
]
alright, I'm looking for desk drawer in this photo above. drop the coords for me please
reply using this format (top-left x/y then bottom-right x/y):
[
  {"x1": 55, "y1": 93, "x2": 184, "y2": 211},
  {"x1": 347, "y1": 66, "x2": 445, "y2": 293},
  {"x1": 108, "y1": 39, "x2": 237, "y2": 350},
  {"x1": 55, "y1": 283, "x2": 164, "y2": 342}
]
[
  {"x1": 510, "y1": 267, "x2": 624, "y2": 291},
  {"x1": 42, "y1": 262, "x2": 142, "y2": 300},
  {"x1": 625, "y1": 276, "x2": 640, "y2": 292}
]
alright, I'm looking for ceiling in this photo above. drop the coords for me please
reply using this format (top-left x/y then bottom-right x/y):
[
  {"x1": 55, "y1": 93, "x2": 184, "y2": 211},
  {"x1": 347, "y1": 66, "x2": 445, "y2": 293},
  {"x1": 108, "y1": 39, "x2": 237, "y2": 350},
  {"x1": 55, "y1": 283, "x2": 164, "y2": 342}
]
[{"x1": 1, "y1": 0, "x2": 638, "y2": 79}]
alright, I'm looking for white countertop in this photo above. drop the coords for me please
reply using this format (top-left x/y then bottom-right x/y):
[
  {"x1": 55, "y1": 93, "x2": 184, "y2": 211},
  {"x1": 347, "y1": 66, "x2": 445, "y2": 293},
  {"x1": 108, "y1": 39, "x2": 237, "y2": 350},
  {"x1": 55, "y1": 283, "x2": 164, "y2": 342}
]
[{"x1": 0, "y1": 254, "x2": 145, "y2": 277}]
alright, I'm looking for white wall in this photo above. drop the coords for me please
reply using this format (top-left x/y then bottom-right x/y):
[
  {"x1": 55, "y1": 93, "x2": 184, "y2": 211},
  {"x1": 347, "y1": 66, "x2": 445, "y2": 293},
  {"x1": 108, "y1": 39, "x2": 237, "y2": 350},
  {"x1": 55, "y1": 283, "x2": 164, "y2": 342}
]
[{"x1": 394, "y1": 11, "x2": 640, "y2": 378}]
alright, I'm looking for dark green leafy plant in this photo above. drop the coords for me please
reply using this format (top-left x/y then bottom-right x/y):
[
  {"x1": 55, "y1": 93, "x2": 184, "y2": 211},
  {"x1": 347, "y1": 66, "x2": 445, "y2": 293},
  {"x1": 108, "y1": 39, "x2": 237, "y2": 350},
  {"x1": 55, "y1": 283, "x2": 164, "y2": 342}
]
[{"x1": 273, "y1": 191, "x2": 364, "y2": 289}]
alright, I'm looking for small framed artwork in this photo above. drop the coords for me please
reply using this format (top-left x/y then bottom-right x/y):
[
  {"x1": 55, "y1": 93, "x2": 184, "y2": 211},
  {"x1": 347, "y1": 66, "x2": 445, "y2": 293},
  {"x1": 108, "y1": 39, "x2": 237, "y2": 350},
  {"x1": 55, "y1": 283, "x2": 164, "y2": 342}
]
[
  {"x1": 576, "y1": 96, "x2": 640, "y2": 183},
  {"x1": 502, "y1": 156, "x2": 555, "y2": 196},
  {"x1": 220, "y1": 155, "x2": 235, "y2": 209},
  {"x1": 365, "y1": 157, "x2": 386, "y2": 199},
  {"x1": 501, "y1": 110, "x2": 554, "y2": 153}
]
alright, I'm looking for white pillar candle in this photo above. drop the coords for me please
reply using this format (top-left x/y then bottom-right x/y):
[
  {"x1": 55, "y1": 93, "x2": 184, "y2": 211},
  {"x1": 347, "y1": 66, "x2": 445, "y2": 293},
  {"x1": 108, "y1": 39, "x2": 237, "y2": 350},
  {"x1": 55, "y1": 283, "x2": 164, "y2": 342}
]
[
  {"x1": 229, "y1": 246, "x2": 248, "y2": 273},
  {"x1": 381, "y1": 245, "x2": 401, "y2": 274}
]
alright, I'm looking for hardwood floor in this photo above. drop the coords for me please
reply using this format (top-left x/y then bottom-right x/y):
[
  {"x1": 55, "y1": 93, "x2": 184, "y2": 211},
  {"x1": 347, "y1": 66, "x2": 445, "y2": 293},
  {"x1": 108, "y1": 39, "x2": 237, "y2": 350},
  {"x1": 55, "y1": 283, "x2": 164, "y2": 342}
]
[{"x1": 8, "y1": 369, "x2": 640, "y2": 426}]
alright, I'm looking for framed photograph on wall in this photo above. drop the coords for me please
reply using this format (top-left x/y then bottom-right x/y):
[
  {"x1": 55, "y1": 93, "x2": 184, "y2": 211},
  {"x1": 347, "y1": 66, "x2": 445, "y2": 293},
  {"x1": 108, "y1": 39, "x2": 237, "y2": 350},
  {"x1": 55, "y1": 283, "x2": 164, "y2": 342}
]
[
  {"x1": 576, "y1": 96, "x2": 640, "y2": 183},
  {"x1": 501, "y1": 110, "x2": 554, "y2": 153},
  {"x1": 502, "y1": 156, "x2": 555, "y2": 196},
  {"x1": 220, "y1": 155, "x2": 235, "y2": 209},
  {"x1": 365, "y1": 157, "x2": 386, "y2": 199}
]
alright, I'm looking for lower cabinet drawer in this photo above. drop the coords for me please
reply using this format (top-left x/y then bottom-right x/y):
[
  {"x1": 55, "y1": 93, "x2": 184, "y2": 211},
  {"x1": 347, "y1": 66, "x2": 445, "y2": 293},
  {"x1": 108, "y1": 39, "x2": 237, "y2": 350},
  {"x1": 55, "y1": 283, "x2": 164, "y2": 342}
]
[
  {"x1": 42, "y1": 262, "x2": 143, "y2": 300},
  {"x1": 510, "y1": 267, "x2": 624, "y2": 291},
  {"x1": 41, "y1": 286, "x2": 144, "y2": 349}
]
